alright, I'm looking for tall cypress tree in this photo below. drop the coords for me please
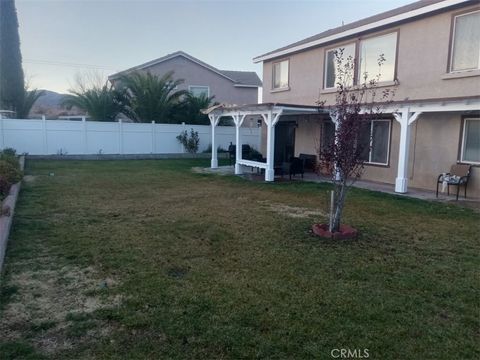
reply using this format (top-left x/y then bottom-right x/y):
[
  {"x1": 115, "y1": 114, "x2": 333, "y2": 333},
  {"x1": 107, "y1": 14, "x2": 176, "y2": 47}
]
[{"x1": 0, "y1": 0, "x2": 25, "y2": 112}]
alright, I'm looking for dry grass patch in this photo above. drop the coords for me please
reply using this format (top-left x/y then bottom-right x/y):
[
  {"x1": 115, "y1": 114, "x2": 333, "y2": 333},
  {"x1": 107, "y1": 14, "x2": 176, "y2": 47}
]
[{"x1": 0, "y1": 257, "x2": 121, "y2": 356}]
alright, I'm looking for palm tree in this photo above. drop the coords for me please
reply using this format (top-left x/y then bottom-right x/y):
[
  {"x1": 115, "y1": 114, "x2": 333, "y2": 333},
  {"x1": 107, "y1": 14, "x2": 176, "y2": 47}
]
[
  {"x1": 118, "y1": 71, "x2": 187, "y2": 123},
  {"x1": 175, "y1": 92, "x2": 216, "y2": 125},
  {"x1": 62, "y1": 84, "x2": 125, "y2": 121},
  {"x1": 15, "y1": 87, "x2": 45, "y2": 118}
]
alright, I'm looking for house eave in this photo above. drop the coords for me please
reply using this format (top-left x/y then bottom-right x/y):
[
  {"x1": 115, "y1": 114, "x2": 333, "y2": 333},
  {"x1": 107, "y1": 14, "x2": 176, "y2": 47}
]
[{"x1": 253, "y1": 0, "x2": 470, "y2": 63}]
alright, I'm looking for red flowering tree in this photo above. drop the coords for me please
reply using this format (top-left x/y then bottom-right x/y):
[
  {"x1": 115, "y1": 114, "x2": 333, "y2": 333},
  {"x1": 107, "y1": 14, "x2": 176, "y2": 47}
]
[{"x1": 318, "y1": 49, "x2": 396, "y2": 233}]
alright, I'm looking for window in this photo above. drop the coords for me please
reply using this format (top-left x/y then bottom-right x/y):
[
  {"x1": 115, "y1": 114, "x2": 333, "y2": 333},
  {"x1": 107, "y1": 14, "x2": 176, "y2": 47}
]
[
  {"x1": 189, "y1": 86, "x2": 209, "y2": 97},
  {"x1": 359, "y1": 119, "x2": 391, "y2": 165},
  {"x1": 450, "y1": 11, "x2": 480, "y2": 72},
  {"x1": 324, "y1": 43, "x2": 355, "y2": 89},
  {"x1": 358, "y1": 32, "x2": 397, "y2": 83},
  {"x1": 461, "y1": 118, "x2": 480, "y2": 163},
  {"x1": 272, "y1": 60, "x2": 289, "y2": 89}
]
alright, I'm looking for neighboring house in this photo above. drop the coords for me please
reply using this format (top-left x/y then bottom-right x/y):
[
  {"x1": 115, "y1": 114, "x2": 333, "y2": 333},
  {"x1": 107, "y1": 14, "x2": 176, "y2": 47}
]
[
  {"x1": 207, "y1": 0, "x2": 479, "y2": 197},
  {"x1": 108, "y1": 51, "x2": 261, "y2": 105}
]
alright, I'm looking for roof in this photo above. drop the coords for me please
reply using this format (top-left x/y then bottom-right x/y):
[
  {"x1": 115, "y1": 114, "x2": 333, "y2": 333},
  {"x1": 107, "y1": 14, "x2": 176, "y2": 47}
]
[
  {"x1": 254, "y1": 0, "x2": 472, "y2": 62},
  {"x1": 202, "y1": 102, "x2": 327, "y2": 117},
  {"x1": 109, "y1": 51, "x2": 262, "y2": 87}
]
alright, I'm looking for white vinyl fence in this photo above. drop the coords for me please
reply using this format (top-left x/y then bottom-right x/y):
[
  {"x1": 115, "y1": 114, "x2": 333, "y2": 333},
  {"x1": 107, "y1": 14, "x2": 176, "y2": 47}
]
[{"x1": 0, "y1": 117, "x2": 261, "y2": 156}]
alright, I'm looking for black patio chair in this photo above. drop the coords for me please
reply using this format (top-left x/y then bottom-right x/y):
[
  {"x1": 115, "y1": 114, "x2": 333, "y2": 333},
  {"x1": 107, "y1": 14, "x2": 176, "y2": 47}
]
[
  {"x1": 436, "y1": 164, "x2": 472, "y2": 200},
  {"x1": 281, "y1": 157, "x2": 305, "y2": 180}
]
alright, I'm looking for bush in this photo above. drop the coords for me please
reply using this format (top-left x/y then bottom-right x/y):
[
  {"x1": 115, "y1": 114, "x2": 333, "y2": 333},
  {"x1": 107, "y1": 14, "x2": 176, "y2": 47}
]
[
  {"x1": 0, "y1": 152, "x2": 20, "y2": 170},
  {"x1": 202, "y1": 144, "x2": 227, "y2": 154},
  {"x1": 176, "y1": 129, "x2": 200, "y2": 154},
  {"x1": 1, "y1": 148, "x2": 16, "y2": 157},
  {"x1": 0, "y1": 176, "x2": 11, "y2": 199},
  {"x1": 0, "y1": 160, "x2": 22, "y2": 184}
]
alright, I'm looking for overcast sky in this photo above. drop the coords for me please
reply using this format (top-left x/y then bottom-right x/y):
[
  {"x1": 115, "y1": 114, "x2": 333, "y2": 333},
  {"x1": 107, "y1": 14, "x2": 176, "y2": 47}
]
[{"x1": 17, "y1": 0, "x2": 412, "y2": 93}]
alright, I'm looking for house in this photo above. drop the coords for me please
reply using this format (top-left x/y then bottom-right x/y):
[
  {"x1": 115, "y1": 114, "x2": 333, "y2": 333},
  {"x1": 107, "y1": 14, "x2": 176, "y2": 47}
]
[
  {"x1": 205, "y1": 0, "x2": 480, "y2": 198},
  {"x1": 108, "y1": 51, "x2": 261, "y2": 105}
]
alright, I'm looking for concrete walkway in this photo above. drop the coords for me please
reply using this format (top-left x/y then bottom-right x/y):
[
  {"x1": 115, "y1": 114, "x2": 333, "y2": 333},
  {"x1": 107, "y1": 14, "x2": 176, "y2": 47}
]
[
  {"x1": 302, "y1": 172, "x2": 479, "y2": 208},
  {"x1": 194, "y1": 166, "x2": 479, "y2": 210}
]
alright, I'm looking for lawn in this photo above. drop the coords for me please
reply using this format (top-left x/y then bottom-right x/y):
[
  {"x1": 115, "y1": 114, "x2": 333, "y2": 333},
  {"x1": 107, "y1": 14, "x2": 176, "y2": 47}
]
[{"x1": 0, "y1": 159, "x2": 478, "y2": 359}]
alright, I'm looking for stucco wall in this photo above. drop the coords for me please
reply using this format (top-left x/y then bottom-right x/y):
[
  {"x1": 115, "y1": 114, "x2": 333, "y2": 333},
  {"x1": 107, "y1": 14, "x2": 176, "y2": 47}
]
[
  {"x1": 292, "y1": 113, "x2": 480, "y2": 198},
  {"x1": 126, "y1": 56, "x2": 258, "y2": 105},
  {"x1": 260, "y1": 3, "x2": 479, "y2": 197},
  {"x1": 262, "y1": 3, "x2": 480, "y2": 105}
]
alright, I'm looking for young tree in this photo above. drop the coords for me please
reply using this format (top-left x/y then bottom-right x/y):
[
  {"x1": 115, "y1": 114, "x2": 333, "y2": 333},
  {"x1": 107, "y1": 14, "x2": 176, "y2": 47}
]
[
  {"x1": 0, "y1": 0, "x2": 25, "y2": 112},
  {"x1": 118, "y1": 71, "x2": 187, "y2": 123},
  {"x1": 318, "y1": 49, "x2": 396, "y2": 233}
]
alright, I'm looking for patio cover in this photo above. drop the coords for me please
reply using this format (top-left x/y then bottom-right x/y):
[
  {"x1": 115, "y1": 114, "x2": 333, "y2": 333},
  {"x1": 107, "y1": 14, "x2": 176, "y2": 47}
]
[{"x1": 202, "y1": 103, "x2": 329, "y2": 181}]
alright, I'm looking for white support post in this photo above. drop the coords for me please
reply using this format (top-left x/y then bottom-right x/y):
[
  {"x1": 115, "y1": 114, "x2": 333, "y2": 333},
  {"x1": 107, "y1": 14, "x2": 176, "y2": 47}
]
[
  {"x1": 151, "y1": 121, "x2": 155, "y2": 154},
  {"x1": 118, "y1": 119, "x2": 124, "y2": 154},
  {"x1": 209, "y1": 114, "x2": 220, "y2": 168},
  {"x1": 42, "y1": 115, "x2": 48, "y2": 154},
  {"x1": 263, "y1": 111, "x2": 282, "y2": 182},
  {"x1": 394, "y1": 110, "x2": 422, "y2": 193},
  {"x1": 82, "y1": 116, "x2": 87, "y2": 154},
  {"x1": 234, "y1": 114, "x2": 246, "y2": 175}
]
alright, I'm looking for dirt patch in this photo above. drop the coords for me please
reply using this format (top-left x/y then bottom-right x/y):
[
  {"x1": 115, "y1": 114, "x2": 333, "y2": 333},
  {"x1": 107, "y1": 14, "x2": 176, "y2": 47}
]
[
  {"x1": 23, "y1": 175, "x2": 36, "y2": 183},
  {"x1": 0, "y1": 261, "x2": 122, "y2": 355},
  {"x1": 192, "y1": 166, "x2": 234, "y2": 176},
  {"x1": 259, "y1": 200, "x2": 326, "y2": 219}
]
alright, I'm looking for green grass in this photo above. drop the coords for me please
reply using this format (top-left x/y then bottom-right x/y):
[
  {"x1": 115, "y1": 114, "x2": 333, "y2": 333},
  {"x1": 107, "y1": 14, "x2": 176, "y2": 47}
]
[{"x1": 0, "y1": 159, "x2": 478, "y2": 359}]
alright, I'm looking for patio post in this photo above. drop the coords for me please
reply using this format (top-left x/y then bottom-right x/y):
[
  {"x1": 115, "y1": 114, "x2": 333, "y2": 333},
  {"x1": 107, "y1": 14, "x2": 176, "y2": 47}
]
[
  {"x1": 209, "y1": 114, "x2": 220, "y2": 169},
  {"x1": 233, "y1": 114, "x2": 246, "y2": 175},
  {"x1": 393, "y1": 110, "x2": 421, "y2": 193},
  {"x1": 263, "y1": 110, "x2": 282, "y2": 182}
]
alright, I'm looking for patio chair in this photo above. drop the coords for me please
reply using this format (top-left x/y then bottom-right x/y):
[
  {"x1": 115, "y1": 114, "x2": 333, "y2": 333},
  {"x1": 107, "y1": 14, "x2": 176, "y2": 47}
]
[
  {"x1": 228, "y1": 143, "x2": 235, "y2": 165},
  {"x1": 299, "y1": 153, "x2": 317, "y2": 172},
  {"x1": 281, "y1": 157, "x2": 305, "y2": 180},
  {"x1": 436, "y1": 164, "x2": 472, "y2": 200}
]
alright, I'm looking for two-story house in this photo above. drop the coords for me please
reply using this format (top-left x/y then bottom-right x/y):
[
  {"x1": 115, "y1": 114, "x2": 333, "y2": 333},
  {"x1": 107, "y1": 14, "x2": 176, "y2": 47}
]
[
  {"x1": 109, "y1": 51, "x2": 262, "y2": 105},
  {"x1": 205, "y1": 0, "x2": 480, "y2": 197}
]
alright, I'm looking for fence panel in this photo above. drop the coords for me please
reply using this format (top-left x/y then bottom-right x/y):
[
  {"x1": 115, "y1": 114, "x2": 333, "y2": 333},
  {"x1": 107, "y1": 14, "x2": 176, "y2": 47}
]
[{"x1": 0, "y1": 118, "x2": 261, "y2": 156}]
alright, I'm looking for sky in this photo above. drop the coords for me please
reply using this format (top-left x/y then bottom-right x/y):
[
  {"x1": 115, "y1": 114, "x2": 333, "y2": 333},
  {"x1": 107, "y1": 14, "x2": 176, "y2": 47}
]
[{"x1": 16, "y1": 0, "x2": 413, "y2": 93}]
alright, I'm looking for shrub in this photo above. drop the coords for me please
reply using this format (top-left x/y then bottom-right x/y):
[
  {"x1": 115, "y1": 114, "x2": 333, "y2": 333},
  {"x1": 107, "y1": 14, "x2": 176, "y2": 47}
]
[
  {"x1": 1, "y1": 148, "x2": 16, "y2": 157},
  {"x1": 202, "y1": 144, "x2": 227, "y2": 154},
  {"x1": 0, "y1": 153, "x2": 20, "y2": 170},
  {"x1": 0, "y1": 160, "x2": 22, "y2": 184},
  {"x1": 176, "y1": 129, "x2": 200, "y2": 154},
  {"x1": 0, "y1": 176, "x2": 11, "y2": 199}
]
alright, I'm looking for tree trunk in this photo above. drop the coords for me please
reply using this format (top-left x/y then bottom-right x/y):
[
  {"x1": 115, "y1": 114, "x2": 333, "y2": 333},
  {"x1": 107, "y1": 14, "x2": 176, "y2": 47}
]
[{"x1": 330, "y1": 181, "x2": 347, "y2": 232}]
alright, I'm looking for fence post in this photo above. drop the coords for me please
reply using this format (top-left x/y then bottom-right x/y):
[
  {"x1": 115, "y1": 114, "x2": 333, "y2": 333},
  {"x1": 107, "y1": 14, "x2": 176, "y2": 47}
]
[
  {"x1": 42, "y1": 115, "x2": 48, "y2": 154},
  {"x1": 151, "y1": 121, "x2": 155, "y2": 154},
  {"x1": 181, "y1": 122, "x2": 186, "y2": 153},
  {"x1": 82, "y1": 116, "x2": 88, "y2": 154},
  {"x1": 118, "y1": 119, "x2": 123, "y2": 154}
]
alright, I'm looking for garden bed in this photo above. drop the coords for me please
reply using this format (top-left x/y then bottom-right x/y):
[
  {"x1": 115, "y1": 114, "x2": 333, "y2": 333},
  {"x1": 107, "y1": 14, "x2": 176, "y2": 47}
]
[{"x1": 0, "y1": 154, "x2": 24, "y2": 270}]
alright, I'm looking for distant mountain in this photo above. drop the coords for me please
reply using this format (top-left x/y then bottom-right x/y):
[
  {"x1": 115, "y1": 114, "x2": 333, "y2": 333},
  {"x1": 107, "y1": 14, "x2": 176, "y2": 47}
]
[
  {"x1": 34, "y1": 90, "x2": 65, "y2": 107},
  {"x1": 30, "y1": 90, "x2": 85, "y2": 118}
]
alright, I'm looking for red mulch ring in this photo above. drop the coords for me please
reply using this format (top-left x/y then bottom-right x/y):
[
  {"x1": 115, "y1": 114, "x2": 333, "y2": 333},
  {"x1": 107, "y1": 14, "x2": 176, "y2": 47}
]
[{"x1": 311, "y1": 223, "x2": 358, "y2": 240}]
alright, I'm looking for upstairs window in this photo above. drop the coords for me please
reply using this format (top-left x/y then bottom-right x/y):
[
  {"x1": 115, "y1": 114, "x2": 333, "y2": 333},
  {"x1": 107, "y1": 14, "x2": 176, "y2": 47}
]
[
  {"x1": 272, "y1": 60, "x2": 289, "y2": 89},
  {"x1": 461, "y1": 118, "x2": 480, "y2": 164},
  {"x1": 189, "y1": 86, "x2": 209, "y2": 97},
  {"x1": 450, "y1": 10, "x2": 480, "y2": 72},
  {"x1": 324, "y1": 43, "x2": 355, "y2": 89},
  {"x1": 358, "y1": 32, "x2": 397, "y2": 83}
]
